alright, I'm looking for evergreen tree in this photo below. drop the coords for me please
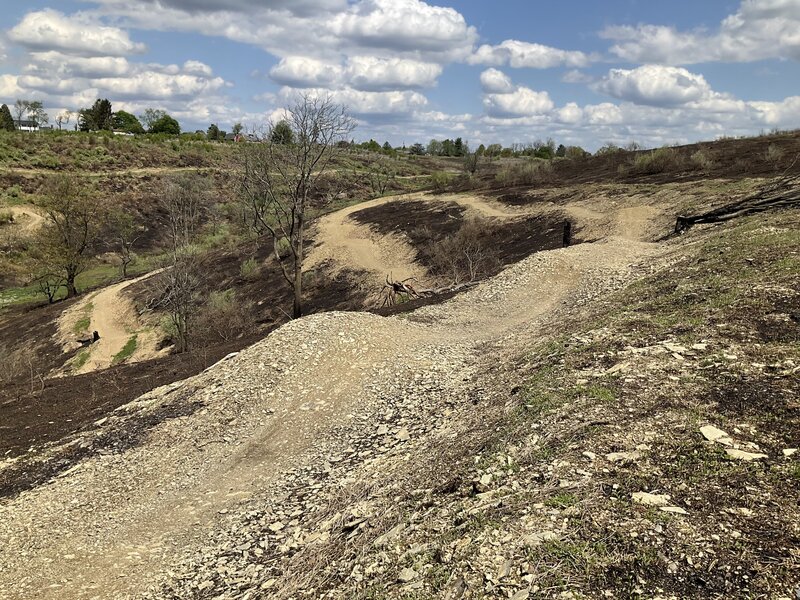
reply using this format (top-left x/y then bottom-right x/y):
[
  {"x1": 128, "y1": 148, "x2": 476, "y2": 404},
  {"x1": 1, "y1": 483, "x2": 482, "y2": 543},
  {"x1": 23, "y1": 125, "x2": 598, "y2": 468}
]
[
  {"x1": 454, "y1": 137, "x2": 464, "y2": 156},
  {"x1": 207, "y1": 123, "x2": 220, "y2": 140},
  {"x1": 0, "y1": 104, "x2": 15, "y2": 132},
  {"x1": 382, "y1": 141, "x2": 392, "y2": 152}
]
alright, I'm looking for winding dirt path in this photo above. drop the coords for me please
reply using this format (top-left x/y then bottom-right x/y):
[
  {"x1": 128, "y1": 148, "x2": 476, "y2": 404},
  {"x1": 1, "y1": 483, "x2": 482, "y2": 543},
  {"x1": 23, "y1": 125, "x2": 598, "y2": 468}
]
[
  {"x1": 0, "y1": 189, "x2": 669, "y2": 599},
  {"x1": 58, "y1": 271, "x2": 164, "y2": 374}
]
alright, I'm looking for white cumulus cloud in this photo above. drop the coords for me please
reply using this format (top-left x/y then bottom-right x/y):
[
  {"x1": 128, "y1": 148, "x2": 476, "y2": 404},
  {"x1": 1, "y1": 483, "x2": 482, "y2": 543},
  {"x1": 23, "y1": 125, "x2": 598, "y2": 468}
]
[
  {"x1": 594, "y1": 65, "x2": 713, "y2": 107},
  {"x1": 601, "y1": 0, "x2": 800, "y2": 64},
  {"x1": 8, "y1": 9, "x2": 146, "y2": 57},
  {"x1": 469, "y1": 40, "x2": 594, "y2": 69}
]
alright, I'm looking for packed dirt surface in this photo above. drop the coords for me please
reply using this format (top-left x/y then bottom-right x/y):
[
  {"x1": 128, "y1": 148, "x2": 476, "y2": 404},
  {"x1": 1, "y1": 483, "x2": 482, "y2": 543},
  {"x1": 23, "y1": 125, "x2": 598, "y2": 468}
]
[
  {"x1": 1, "y1": 178, "x2": 797, "y2": 599},
  {"x1": 2, "y1": 204, "x2": 44, "y2": 234},
  {"x1": 57, "y1": 271, "x2": 166, "y2": 374}
]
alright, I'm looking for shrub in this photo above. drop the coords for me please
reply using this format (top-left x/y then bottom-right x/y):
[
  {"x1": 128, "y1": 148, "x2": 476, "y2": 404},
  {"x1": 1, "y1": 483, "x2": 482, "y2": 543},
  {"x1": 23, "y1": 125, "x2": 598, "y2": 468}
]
[
  {"x1": 429, "y1": 171, "x2": 452, "y2": 192},
  {"x1": 765, "y1": 143, "x2": 784, "y2": 166},
  {"x1": 632, "y1": 147, "x2": 681, "y2": 174},
  {"x1": 424, "y1": 217, "x2": 500, "y2": 285},
  {"x1": 495, "y1": 159, "x2": 553, "y2": 186},
  {"x1": 690, "y1": 149, "x2": 715, "y2": 171},
  {"x1": 0, "y1": 210, "x2": 13, "y2": 225},
  {"x1": 191, "y1": 289, "x2": 254, "y2": 345},
  {"x1": 240, "y1": 257, "x2": 259, "y2": 280}
]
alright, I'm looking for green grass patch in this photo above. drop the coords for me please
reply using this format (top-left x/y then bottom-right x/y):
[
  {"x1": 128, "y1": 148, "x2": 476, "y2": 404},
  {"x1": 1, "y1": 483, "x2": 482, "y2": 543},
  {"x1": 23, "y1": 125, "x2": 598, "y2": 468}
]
[
  {"x1": 112, "y1": 335, "x2": 138, "y2": 365},
  {"x1": 72, "y1": 349, "x2": 90, "y2": 370}
]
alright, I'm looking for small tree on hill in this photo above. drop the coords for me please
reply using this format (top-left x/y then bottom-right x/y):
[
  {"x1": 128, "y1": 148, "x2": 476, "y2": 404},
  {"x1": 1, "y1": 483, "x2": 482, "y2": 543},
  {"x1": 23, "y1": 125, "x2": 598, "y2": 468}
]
[
  {"x1": 27, "y1": 101, "x2": 48, "y2": 127},
  {"x1": 140, "y1": 108, "x2": 167, "y2": 131},
  {"x1": 239, "y1": 94, "x2": 355, "y2": 318},
  {"x1": 13, "y1": 100, "x2": 29, "y2": 125},
  {"x1": 0, "y1": 104, "x2": 14, "y2": 131},
  {"x1": 55, "y1": 111, "x2": 72, "y2": 130},
  {"x1": 35, "y1": 175, "x2": 104, "y2": 298},
  {"x1": 112, "y1": 110, "x2": 144, "y2": 133},
  {"x1": 270, "y1": 120, "x2": 294, "y2": 145},
  {"x1": 150, "y1": 114, "x2": 180, "y2": 135},
  {"x1": 207, "y1": 123, "x2": 220, "y2": 140},
  {"x1": 232, "y1": 122, "x2": 243, "y2": 137}
]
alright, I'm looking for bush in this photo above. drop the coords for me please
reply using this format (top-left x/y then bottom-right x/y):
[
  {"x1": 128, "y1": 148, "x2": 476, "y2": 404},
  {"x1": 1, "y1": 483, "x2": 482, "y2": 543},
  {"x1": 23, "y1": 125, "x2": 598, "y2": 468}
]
[
  {"x1": 765, "y1": 143, "x2": 784, "y2": 166},
  {"x1": 240, "y1": 257, "x2": 259, "y2": 280},
  {"x1": 495, "y1": 159, "x2": 553, "y2": 186},
  {"x1": 424, "y1": 217, "x2": 500, "y2": 285},
  {"x1": 191, "y1": 289, "x2": 254, "y2": 345},
  {"x1": 690, "y1": 149, "x2": 715, "y2": 171},
  {"x1": 429, "y1": 171, "x2": 452, "y2": 192},
  {"x1": 632, "y1": 147, "x2": 681, "y2": 174},
  {"x1": 0, "y1": 210, "x2": 13, "y2": 225}
]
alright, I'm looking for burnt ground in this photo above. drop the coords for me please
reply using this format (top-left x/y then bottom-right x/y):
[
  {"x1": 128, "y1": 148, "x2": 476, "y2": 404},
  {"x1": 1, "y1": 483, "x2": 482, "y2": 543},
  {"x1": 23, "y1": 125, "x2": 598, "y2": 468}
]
[{"x1": 350, "y1": 198, "x2": 567, "y2": 272}]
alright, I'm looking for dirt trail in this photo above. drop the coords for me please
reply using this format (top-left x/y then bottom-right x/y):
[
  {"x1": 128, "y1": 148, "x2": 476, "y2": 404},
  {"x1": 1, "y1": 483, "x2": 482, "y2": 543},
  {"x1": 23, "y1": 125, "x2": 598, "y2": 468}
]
[
  {"x1": 6, "y1": 166, "x2": 208, "y2": 178},
  {"x1": 2, "y1": 205, "x2": 44, "y2": 234},
  {"x1": 58, "y1": 271, "x2": 165, "y2": 374},
  {"x1": 0, "y1": 191, "x2": 667, "y2": 599}
]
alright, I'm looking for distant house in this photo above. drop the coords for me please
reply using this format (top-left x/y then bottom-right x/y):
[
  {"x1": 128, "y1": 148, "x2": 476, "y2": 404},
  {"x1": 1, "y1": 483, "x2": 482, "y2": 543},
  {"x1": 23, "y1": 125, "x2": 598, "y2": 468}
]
[{"x1": 14, "y1": 120, "x2": 39, "y2": 132}]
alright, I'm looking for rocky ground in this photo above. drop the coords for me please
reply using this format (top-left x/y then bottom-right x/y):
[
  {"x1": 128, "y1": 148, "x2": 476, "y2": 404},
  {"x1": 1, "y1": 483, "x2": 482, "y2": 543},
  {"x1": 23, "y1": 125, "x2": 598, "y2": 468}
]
[{"x1": 0, "y1": 183, "x2": 797, "y2": 599}]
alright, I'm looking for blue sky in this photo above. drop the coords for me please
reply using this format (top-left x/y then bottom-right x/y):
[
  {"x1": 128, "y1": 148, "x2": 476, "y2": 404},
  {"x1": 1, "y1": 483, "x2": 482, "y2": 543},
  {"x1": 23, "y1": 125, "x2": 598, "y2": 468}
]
[{"x1": 0, "y1": 0, "x2": 798, "y2": 150}]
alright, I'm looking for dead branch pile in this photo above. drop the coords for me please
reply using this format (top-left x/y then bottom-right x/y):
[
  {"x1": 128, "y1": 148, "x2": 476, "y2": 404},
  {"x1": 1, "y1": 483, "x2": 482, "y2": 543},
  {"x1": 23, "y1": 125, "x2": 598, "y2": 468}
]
[{"x1": 675, "y1": 167, "x2": 800, "y2": 233}]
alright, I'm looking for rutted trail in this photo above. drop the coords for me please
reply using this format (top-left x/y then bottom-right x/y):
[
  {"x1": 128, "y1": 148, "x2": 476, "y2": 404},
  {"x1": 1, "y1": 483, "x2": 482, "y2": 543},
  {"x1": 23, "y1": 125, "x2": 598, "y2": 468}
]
[{"x1": 0, "y1": 190, "x2": 667, "y2": 599}]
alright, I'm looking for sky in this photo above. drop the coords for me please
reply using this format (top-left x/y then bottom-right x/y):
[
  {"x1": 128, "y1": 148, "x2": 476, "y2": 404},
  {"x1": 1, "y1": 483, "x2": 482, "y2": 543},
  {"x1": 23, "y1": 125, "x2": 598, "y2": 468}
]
[{"x1": 0, "y1": 0, "x2": 799, "y2": 150}]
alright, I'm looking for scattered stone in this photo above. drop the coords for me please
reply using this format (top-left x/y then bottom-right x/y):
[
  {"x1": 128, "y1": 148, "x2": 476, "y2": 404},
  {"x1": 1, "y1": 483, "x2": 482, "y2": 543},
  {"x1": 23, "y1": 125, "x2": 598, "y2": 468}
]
[
  {"x1": 511, "y1": 590, "x2": 530, "y2": 600},
  {"x1": 700, "y1": 425, "x2": 733, "y2": 446},
  {"x1": 632, "y1": 492, "x2": 670, "y2": 507},
  {"x1": 783, "y1": 448, "x2": 798, "y2": 457},
  {"x1": 659, "y1": 506, "x2": 689, "y2": 515},
  {"x1": 725, "y1": 448, "x2": 768, "y2": 461},
  {"x1": 398, "y1": 567, "x2": 418, "y2": 583},
  {"x1": 523, "y1": 531, "x2": 559, "y2": 547},
  {"x1": 606, "y1": 451, "x2": 641, "y2": 463},
  {"x1": 396, "y1": 428, "x2": 411, "y2": 442}
]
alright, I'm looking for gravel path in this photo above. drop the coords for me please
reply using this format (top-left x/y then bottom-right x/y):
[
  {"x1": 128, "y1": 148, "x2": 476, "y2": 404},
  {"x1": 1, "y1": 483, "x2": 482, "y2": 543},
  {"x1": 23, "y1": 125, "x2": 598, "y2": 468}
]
[{"x1": 0, "y1": 193, "x2": 666, "y2": 599}]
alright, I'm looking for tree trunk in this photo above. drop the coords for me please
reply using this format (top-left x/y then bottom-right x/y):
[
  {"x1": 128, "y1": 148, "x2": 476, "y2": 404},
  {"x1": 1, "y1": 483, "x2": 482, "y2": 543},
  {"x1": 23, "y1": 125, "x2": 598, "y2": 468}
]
[
  {"x1": 65, "y1": 275, "x2": 78, "y2": 298},
  {"x1": 292, "y1": 213, "x2": 305, "y2": 319}
]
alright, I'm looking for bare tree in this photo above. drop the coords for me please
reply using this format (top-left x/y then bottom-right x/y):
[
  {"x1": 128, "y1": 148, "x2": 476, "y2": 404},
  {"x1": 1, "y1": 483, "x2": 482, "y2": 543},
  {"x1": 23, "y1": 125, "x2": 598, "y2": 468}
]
[
  {"x1": 35, "y1": 175, "x2": 103, "y2": 298},
  {"x1": 55, "y1": 111, "x2": 72, "y2": 130},
  {"x1": 426, "y1": 217, "x2": 499, "y2": 285},
  {"x1": 366, "y1": 154, "x2": 396, "y2": 197},
  {"x1": 109, "y1": 209, "x2": 144, "y2": 277},
  {"x1": 13, "y1": 99, "x2": 29, "y2": 125},
  {"x1": 160, "y1": 173, "x2": 209, "y2": 255},
  {"x1": 239, "y1": 94, "x2": 355, "y2": 318},
  {"x1": 148, "y1": 255, "x2": 202, "y2": 353}
]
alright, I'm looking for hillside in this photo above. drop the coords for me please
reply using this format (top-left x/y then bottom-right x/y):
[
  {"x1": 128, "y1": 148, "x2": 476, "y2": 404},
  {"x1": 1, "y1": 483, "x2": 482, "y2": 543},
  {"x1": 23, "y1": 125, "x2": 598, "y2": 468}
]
[{"x1": 0, "y1": 132, "x2": 798, "y2": 599}]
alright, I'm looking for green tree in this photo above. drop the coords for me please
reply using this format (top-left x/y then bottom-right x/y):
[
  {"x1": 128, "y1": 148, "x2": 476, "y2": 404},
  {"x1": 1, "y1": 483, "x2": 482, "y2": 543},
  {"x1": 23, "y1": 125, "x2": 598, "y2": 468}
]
[
  {"x1": 207, "y1": 123, "x2": 220, "y2": 140},
  {"x1": 150, "y1": 114, "x2": 181, "y2": 135},
  {"x1": 454, "y1": 137, "x2": 464, "y2": 156},
  {"x1": 270, "y1": 120, "x2": 294, "y2": 145},
  {"x1": 79, "y1": 99, "x2": 113, "y2": 131},
  {"x1": 35, "y1": 175, "x2": 103, "y2": 298},
  {"x1": 13, "y1": 100, "x2": 29, "y2": 125},
  {"x1": 232, "y1": 122, "x2": 243, "y2": 136},
  {"x1": 556, "y1": 144, "x2": 566, "y2": 157},
  {"x1": 0, "y1": 104, "x2": 14, "y2": 132},
  {"x1": 476, "y1": 143, "x2": 486, "y2": 156},
  {"x1": 140, "y1": 108, "x2": 167, "y2": 131},
  {"x1": 27, "y1": 101, "x2": 48, "y2": 127},
  {"x1": 112, "y1": 110, "x2": 144, "y2": 133},
  {"x1": 409, "y1": 142, "x2": 425, "y2": 155},
  {"x1": 382, "y1": 141, "x2": 392, "y2": 152}
]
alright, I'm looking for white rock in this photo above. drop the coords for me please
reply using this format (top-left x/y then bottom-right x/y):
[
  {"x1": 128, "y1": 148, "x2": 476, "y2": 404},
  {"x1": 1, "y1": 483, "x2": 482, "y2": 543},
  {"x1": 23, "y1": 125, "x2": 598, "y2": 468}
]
[
  {"x1": 659, "y1": 506, "x2": 689, "y2": 515},
  {"x1": 725, "y1": 448, "x2": 767, "y2": 461},
  {"x1": 396, "y1": 428, "x2": 410, "y2": 442},
  {"x1": 782, "y1": 448, "x2": 797, "y2": 457},
  {"x1": 700, "y1": 425, "x2": 733, "y2": 446},
  {"x1": 398, "y1": 567, "x2": 418, "y2": 583},
  {"x1": 631, "y1": 492, "x2": 670, "y2": 506}
]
